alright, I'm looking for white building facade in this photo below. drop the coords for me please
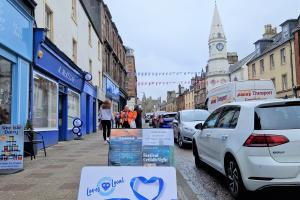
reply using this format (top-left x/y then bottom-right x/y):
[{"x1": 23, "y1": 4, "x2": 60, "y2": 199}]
[
  {"x1": 35, "y1": 0, "x2": 103, "y2": 99},
  {"x1": 206, "y1": 4, "x2": 230, "y2": 92}
]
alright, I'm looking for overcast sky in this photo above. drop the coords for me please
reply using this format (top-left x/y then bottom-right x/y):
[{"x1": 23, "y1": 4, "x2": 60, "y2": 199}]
[{"x1": 104, "y1": 0, "x2": 300, "y2": 100}]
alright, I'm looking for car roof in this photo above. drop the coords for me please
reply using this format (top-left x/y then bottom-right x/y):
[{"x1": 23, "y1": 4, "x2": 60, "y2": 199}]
[
  {"x1": 180, "y1": 109, "x2": 209, "y2": 113},
  {"x1": 162, "y1": 112, "x2": 177, "y2": 115},
  {"x1": 224, "y1": 98, "x2": 300, "y2": 108}
]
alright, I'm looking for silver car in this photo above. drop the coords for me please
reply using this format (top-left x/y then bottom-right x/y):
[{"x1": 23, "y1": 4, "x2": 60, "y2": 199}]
[{"x1": 173, "y1": 109, "x2": 210, "y2": 148}]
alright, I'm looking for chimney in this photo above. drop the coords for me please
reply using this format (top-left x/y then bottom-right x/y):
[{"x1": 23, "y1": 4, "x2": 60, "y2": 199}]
[
  {"x1": 263, "y1": 24, "x2": 277, "y2": 39},
  {"x1": 227, "y1": 52, "x2": 238, "y2": 64}
]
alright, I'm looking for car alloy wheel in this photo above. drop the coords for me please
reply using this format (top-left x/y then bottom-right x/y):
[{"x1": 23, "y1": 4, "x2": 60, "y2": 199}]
[
  {"x1": 226, "y1": 159, "x2": 245, "y2": 198},
  {"x1": 178, "y1": 133, "x2": 184, "y2": 148}
]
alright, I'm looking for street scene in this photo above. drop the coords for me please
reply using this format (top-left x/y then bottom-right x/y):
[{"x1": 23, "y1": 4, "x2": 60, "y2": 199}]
[{"x1": 1, "y1": 0, "x2": 300, "y2": 199}]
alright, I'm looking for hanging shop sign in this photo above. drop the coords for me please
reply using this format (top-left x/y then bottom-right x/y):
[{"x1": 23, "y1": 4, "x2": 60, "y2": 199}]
[
  {"x1": 78, "y1": 166, "x2": 177, "y2": 200},
  {"x1": 0, "y1": 124, "x2": 24, "y2": 174},
  {"x1": 108, "y1": 129, "x2": 174, "y2": 167}
]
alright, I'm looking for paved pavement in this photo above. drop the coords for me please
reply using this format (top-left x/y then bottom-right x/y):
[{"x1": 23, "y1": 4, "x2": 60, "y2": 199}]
[
  {"x1": 0, "y1": 131, "x2": 193, "y2": 200},
  {"x1": 0, "y1": 132, "x2": 108, "y2": 200}
]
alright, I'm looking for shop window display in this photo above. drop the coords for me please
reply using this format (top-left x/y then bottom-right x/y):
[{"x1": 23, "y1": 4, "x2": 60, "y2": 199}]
[
  {"x1": 0, "y1": 57, "x2": 12, "y2": 125},
  {"x1": 32, "y1": 72, "x2": 58, "y2": 129}
]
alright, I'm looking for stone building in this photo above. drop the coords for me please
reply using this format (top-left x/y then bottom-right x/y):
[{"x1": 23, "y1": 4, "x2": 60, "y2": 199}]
[
  {"x1": 99, "y1": 0, "x2": 127, "y2": 111},
  {"x1": 193, "y1": 71, "x2": 207, "y2": 109},
  {"x1": 292, "y1": 16, "x2": 300, "y2": 97},
  {"x1": 166, "y1": 91, "x2": 177, "y2": 112},
  {"x1": 125, "y1": 47, "x2": 137, "y2": 110},
  {"x1": 248, "y1": 20, "x2": 298, "y2": 98},
  {"x1": 184, "y1": 89, "x2": 195, "y2": 110},
  {"x1": 141, "y1": 94, "x2": 161, "y2": 113}
]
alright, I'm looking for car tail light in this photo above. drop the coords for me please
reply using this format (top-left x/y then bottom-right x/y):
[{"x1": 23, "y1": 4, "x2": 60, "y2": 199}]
[{"x1": 243, "y1": 134, "x2": 289, "y2": 147}]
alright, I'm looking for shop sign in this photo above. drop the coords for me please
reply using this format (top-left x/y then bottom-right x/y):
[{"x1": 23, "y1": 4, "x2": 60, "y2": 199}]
[
  {"x1": 0, "y1": 124, "x2": 24, "y2": 174},
  {"x1": 78, "y1": 166, "x2": 177, "y2": 200},
  {"x1": 106, "y1": 78, "x2": 119, "y2": 102},
  {"x1": 108, "y1": 129, "x2": 174, "y2": 166},
  {"x1": 0, "y1": 0, "x2": 33, "y2": 60},
  {"x1": 36, "y1": 45, "x2": 83, "y2": 91}
]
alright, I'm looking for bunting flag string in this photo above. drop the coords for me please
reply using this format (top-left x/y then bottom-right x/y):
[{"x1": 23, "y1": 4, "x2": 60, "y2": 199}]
[
  {"x1": 137, "y1": 80, "x2": 208, "y2": 86},
  {"x1": 128, "y1": 71, "x2": 203, "y2": 77}
]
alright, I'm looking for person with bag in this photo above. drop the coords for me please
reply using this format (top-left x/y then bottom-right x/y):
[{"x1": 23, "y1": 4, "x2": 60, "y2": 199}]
[
  {"x1": 120, "y1": 105, "x2": 137, "y2": 128},
  {"x1": 99, "y1": 100, "x2": 113, "y2": 144}
]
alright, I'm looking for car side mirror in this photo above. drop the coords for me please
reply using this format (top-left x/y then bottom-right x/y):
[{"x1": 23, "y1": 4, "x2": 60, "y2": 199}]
[{"x1": 195, "y1": 123, "x2": 203, "y2": 130}]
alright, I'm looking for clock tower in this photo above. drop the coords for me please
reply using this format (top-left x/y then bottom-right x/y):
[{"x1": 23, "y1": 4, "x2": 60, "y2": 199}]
[{"x1": 206, "y1": 4, "x2": 229, "y2": 92}]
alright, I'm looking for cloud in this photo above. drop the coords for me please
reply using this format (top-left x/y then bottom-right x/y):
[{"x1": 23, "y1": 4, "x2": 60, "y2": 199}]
[{"x1": 104, "y1": 0, "x2": 300, "y2": 100}]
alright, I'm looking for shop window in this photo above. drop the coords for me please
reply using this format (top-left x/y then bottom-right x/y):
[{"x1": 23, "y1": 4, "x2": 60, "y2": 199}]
[
  {"x1": 33, "y1": 72, "x2": 58, "y2": 129},
  {"x1": 68, "y1": 90, "x2": 80, "y2": 129},
  {"x1": 0, "y1": 58, "x2": 12, "y2": 125}
]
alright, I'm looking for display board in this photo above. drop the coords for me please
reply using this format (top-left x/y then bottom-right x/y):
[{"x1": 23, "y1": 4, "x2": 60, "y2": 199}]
[
  {"x1": 108, "y1": 129, "x2": 174, "y2": 166},
  {"x1": 0, "y1": 125, "x2": 24, "y2": 174},
  {"x1": 78, "y1": 166, "x2": 177, "y2": 200}
]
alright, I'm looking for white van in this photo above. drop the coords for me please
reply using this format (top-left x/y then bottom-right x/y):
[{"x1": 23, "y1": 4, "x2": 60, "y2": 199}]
[{"x1": 206, "y1": 80, "x2": 276, "y2": 112}]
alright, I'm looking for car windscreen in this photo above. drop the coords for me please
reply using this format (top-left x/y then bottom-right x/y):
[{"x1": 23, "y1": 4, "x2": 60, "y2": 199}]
[
  {"x1": 181, "y1": 111, "x2": 209, "y2": 122},
  {"x1": 163, "y1": 114, "x2": 176, "y2": 119},
  {"x1": 255, "y1": 102, "x2": 300, "y2": 130}
]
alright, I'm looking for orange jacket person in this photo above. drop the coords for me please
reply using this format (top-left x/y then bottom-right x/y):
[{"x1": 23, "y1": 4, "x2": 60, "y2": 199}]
[{"x1": 120, "y1": 105, "x2": 137, "y2": 128}]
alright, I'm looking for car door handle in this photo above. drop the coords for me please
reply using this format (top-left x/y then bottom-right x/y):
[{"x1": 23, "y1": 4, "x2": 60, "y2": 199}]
[{"x1": 221, "y1": 135, "x2": 228, "y2": 141}]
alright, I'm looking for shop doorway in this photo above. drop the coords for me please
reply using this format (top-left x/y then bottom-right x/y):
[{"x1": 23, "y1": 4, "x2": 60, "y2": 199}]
[
  {"x1": 58, "y1": 91, "x2": 67, "y2": 141},
  {"x1": 86, "y1": 95, "x2": 90, "y2": 134},
  {"x1": 93, "y1": 100, "x2": 96, "y2": 132}
]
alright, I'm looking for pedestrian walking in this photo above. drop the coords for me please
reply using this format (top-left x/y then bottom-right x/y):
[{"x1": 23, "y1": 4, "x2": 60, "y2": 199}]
[
  {"x1": 120, "y1": 105, "x2": 137, "y2": 128},
  {"x1": 99, "y1": 100, "x2": 113, "y2": 144},
  {"x1": 115, "y1": 112, "x2": 121, "y2": 128},
  {"x1": 134, "y1": 105, "x2": 143, "y2": 129}
]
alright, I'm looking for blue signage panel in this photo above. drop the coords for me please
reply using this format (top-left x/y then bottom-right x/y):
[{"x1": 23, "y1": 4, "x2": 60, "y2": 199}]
[
  {"x1": 106, "y1": 77, "x2": 120, "y2": 101},
  {"x1": 35, "y1": 45, "x2": 84, "y2": 91},
  {"x1": 0, "y1": 0, "x2": 33, "y2": 60},
  {"x1": 0, "y1": 125, "x2": 24, "y2": 173}
]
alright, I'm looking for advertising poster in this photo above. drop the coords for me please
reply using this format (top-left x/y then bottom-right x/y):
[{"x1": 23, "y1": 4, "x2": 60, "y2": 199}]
[
  {"x1": 108, "y1": 129, "x2": 174, "y2": 167},
  {"x1": 0, "y1": 124, "x2": 24, "y2": 173},
  {"x1": 109, "y1": 129, "x2": 142, "y2": 166},
  {"x1": 78, "y1": 166, "x2": 177, "y2": 200}
]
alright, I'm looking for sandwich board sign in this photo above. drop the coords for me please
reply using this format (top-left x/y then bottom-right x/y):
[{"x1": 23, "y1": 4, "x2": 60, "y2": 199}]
[
  {"x1": 108, "y1": 129, "x2": 174, "y2": 166},
  {"x1": 78, "y1": 166, "x2": 177, "y2": 200},
  {"x1": 0, "y1": 125, "x2": 24, "y2": 174}
]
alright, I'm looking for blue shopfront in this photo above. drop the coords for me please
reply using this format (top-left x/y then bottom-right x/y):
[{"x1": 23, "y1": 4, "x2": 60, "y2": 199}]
[
  {"x1": 32, "y1": 29, "x2": 97, "y2": 147},
  {"x1": 0, "y1": 0, "x2": 35, "y2": 127}
]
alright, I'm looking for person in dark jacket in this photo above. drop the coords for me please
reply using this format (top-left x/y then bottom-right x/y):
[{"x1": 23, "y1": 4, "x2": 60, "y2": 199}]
[{"x1": 134, "y1": 105, "x2": 143, "y2": 129}]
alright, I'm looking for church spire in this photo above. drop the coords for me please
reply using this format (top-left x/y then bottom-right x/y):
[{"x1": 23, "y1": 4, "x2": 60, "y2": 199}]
[{"x1": 209, "y1": 3, "x2": 226, "y2": 41}]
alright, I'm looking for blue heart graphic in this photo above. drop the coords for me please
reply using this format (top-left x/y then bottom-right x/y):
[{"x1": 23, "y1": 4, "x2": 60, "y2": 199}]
[
  {"x1": 102, "y1": 182, "x2": 111, "y2": 191},
  {"x1": 130, "y1": 177, "x2": 164, "y2": 200}
]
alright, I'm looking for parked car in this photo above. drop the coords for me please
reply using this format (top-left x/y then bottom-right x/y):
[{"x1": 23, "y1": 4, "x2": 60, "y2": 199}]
[
  {"x1": 193, "y1": 99, "x2": 300, "y2": 199},
  {"x1": 152, "y1": 111, "x2": 165, "y2": 128},
  {"x1": 158, "y1": 112, "x2": 177, "y2": 128},
  {"x1": 173, "y1": 109, "x2": 209, "y2": 148},
  {"x1": 144, "y1": 113, "x2": 153, "y2": 123}
]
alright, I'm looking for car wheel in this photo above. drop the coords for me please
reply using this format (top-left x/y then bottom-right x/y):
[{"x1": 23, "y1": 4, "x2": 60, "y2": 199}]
[
  {"x1": 193, "y1": 141, "x2": 201, "y2": 168},
  {"x1": 225, "y1": 158, "x2": 246, "y2": 199},
  {"x1": 178, "y1": 133, "x2": 185, "y2": 148}
]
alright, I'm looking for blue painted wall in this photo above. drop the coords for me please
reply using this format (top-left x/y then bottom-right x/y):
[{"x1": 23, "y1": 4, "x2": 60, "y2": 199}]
[{"x1": 0, "y1": 0, "x2": 33, "y2": 127}]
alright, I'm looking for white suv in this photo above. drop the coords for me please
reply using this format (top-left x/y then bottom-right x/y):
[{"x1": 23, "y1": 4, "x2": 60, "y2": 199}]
[{"x1": 192, "y1": 99, "x2": 300, "y2": 199}]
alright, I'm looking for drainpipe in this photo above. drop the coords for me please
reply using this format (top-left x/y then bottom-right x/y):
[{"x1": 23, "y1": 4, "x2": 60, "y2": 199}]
[{"x1": 289, "y1": 40, "x2": 296, "y2": 97}]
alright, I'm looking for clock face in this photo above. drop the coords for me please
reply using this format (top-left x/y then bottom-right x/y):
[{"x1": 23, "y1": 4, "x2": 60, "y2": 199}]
[{"x1": 216, "y1": 43, "x2": 224, "y2": 51}]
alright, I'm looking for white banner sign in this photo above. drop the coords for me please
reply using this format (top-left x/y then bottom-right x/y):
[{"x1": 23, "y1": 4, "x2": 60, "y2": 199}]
[{"x1": 78, "y1": 167, "x2": 177, "y2": 200}]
